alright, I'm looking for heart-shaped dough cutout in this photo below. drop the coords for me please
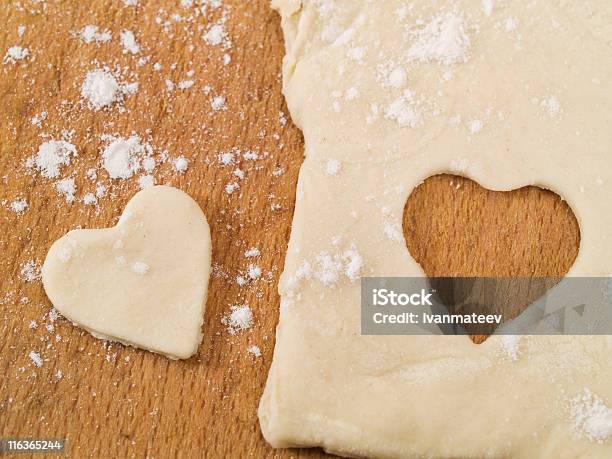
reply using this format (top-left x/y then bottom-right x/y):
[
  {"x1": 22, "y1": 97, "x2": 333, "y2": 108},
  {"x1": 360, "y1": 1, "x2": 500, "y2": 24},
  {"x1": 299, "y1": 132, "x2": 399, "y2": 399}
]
[
  {"x1": 42, "y1": 186, "x2": 211, "y2": 359},
  {"x1": 404, "y1": 174, "x2": 580, "y2": 342}
]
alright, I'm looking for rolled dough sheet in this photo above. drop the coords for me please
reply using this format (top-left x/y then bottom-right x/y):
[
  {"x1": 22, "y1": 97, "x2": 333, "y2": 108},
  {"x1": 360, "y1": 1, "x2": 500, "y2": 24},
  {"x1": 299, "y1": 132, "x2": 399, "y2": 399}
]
[
  {"x1": 259, "y1": 1, "x2": 612, "y2": 457},
  {"x1": 42, "y1": 185, "x2": 211, "y2": 360}
]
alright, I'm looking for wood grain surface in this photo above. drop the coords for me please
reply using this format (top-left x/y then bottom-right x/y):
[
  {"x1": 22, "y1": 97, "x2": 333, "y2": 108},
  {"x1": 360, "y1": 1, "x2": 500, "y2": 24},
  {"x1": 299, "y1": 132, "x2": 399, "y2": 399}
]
[{"x1": 0, "y1": 1, "x2": 579, "y2": 458}]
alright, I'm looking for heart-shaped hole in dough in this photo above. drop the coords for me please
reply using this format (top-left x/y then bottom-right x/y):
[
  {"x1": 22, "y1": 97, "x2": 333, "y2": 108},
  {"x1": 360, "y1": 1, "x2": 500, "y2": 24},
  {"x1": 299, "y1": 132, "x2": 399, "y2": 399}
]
[{"x1": 403, "y1": 174, "x2": 580, "y2": 343}]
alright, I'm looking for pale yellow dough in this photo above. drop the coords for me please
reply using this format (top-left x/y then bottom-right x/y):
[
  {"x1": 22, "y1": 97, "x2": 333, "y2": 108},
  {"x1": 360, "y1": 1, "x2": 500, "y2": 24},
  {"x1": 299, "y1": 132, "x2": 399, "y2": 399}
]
[
  {"x1": 259, "y1": 1, "x2": 612, "y2": 457},
  {"x1": 42, "y1": 186, "x2": 211, "y2": 360}
]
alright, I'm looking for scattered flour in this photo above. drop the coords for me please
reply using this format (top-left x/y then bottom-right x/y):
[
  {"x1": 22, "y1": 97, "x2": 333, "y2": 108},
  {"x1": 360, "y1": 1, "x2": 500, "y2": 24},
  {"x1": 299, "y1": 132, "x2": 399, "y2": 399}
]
[
  {"x1": 387, "y1": 66, "x2": 407, "y2": 88},
  {"x1": 383, "y1": 222, "x2": 403, "y2": 242},
  {"x1": 29, "y1": 351, "x2": 43, "y2": 367},
  {"x1": 504, "y1": 17, "x2": 518, "y2": 32},
  {"x1": 95, "y1": 182, "x2": 107, "y2": 198},
  {"x1": 468, "y1": 119, "x2": 484, "y2": 134},
  {"x1": 325, "y1": 159, "x2": 341, "y2": 176},
  {"x1": 30, "y1": 111, "x2": 47, "y2": 127},
  {"x1": 10, "y1": 199, "x2": 28, "y2": 213},
  {"x1": 223, "y1": 305, "x2": 253, "y2": 334},
  {"x1": 570, "y1": 389, "x2": 612, "y2": 442},
  {"x1": 385, "y1": 91, "x2": 421, "y2": 128},
  {"x1": 343, "y1": 249, "x2": 364, "y2": 282},
  {"x1": 297, "y1": 247, "x2": 363, "y2": 287},
  {"x1": 203, "y1": 23, "x2": 230, "y2": 47},
  {"x1": 247, "y1": 345, "x2": 262, "y2": 357},
  {"x1": 541, "y1": 95, "x2": 561, "y2": 117},
  {"x1": 83, "y1": 192, "x2": 97, "y2": 206},
  {"x1": 81, "y1": 69, "x2": 121, "y2": 110},
  {"x1": 173, "y1": 156, "x2": 189, "y2": 172},
  {"x1": 138, "y1": 174, "x2": 155, "y2": 189},
  {"x1": 381, "y1": 207, "x2": 404, "y2": 242},
  {"x1": 55, "y1": 177, "x2": 77, "y2": 203},
  {"x1": 407, "y1": 11, "x2": 471, "y2": 65},
  {"x1": 243, "y1": 150, "x2": 259, "y2": 161},
  {"x1": 80, "y1": 25, "x2": 112, "y2": 44},
  {"x1": 218, "y1": 151, "x2": 235, "y2": 165},
  {"x1": 101, "y1": 135, "x2": 147, "y2": 179},
  {"x1": 28, "y1": 140, "x2": 77, "y2": 178},
  {"x1": 500, "y1": 335, "x2": 520, "y2": 360},
  {"x1": 248, "y1": 264, "x2": 262, "y2": 280},
  {"x1": 236, "y1": 275, "x2": 247, "y2": 286},
  {"x1": 4, "y1": 46, "x2": 29, "y2": 64},
  {"x1": 482, "y1": 0, "x2": 494, "y2": 16},
  {"x1": 177, "y1": 80, "x2": 195, "y2": 90},
  {"x1": 120, "y1": 30, "x2": 140, "y2": 54},
  {"x1": 211, "y1": 95, "x2": 226, "y2": 111},
  {"x1": 347, "y1": 46, "x2": 366, "y2": 62},
  {"x1": 132, "y1": 261, "x2": 149, "y2": 275},
  {"x1": 142, "y1": 156, "x2": 156, "y2": 173},
  {"x1": 449, "y1": 158, "x2": 470, "y2": 173},
  {"x1": 20, "y1": 260, "x2": 41, "y2": 282},
  {"x1": 245, "y1": 247, "x2": 260, "y2": 258},
  {"x1": 225, "y1": 182, "x2": 239, "y2": 194}
]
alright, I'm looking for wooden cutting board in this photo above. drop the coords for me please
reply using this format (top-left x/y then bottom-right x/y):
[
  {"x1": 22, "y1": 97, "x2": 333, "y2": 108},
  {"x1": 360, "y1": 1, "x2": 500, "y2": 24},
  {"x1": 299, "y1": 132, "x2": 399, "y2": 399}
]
[{"x1": 0, "y1": 1, "x2": 578, "y2": 457}]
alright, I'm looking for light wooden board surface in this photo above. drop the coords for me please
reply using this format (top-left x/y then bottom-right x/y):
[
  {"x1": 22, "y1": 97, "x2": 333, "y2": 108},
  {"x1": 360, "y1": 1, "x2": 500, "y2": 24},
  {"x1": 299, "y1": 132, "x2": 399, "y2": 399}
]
[{"x1": 0, "y1": 1, "x2": 579, "y2": 457}]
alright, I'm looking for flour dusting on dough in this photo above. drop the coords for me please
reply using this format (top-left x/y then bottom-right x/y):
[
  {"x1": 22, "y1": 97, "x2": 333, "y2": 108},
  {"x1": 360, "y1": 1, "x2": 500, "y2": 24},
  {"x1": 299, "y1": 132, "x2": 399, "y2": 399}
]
[
  {"x1": 570, "y1": 389, "x2": 612, "y2": 442},
  {"x1": 407, "y1": 11, "x2": 471, "y2": 65}
]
